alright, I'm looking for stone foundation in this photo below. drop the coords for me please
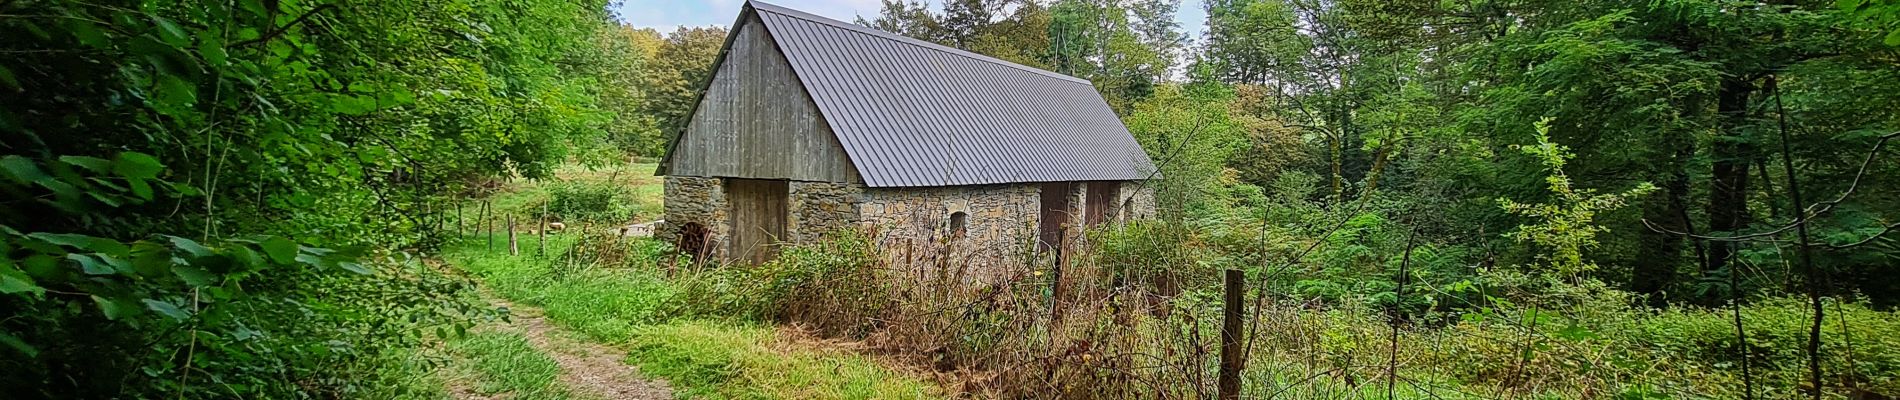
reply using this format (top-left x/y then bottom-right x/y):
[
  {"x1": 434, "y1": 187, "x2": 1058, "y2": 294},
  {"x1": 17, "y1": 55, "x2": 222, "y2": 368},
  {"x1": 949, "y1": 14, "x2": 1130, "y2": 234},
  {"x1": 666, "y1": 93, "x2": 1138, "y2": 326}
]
[
  {"x1": 661, "y1": 176, "x2": 1157, "y2": 267},
  {"x1": 659, "y1": 176, "x2": 729, "y2": 259},
  {"x1": 788, "y1": 181, "x2": 862, "y2": 242},
  {"x1": 858, "y1": 183, "x2": 1042, "y2": 268},
  {"x1": 1112, "y1": 183, "x2": 1158, "y2": 222}
]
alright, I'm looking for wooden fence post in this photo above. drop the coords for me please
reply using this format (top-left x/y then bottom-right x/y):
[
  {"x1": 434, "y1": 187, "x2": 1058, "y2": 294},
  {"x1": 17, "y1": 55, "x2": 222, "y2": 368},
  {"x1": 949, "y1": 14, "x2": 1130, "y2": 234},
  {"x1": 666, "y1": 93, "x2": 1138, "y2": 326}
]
[
  {"x1": 484, "y1": 201, "x2": 494, "y2": 253},
  {"x1": 1219, "y1": 268, "x2": 1244, "y2": 400},
  {"x1": 507, "y1": 216, "x2": 519, "y2": 256},
  {"x1": 539, "y1": 201, "x2": 548, "y2": 256}
]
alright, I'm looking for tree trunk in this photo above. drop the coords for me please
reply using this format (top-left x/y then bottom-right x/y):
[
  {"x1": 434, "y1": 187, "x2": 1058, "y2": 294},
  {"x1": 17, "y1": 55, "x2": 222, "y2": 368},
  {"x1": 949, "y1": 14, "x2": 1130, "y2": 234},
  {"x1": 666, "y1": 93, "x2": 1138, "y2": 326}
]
[
  {"x1": 1634, "y1": 141, "x2": 1696, "y2": 303},
  {"x1": 1706, "y1": 77, "x2": 1756, "y2": 276}
]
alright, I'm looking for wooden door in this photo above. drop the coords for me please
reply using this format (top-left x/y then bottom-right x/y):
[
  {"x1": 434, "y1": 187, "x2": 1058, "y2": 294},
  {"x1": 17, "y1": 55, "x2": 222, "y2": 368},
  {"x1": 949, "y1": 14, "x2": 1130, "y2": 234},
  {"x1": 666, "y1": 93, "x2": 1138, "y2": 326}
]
[
  {"x1": 1084, "y1": 182, "x2": 1115, "y2": 227},
  {"x1": 727, "y1": 179, "x2": 788, "y2": 264},
  {"x1": 1038, "y1": 182, "x2": 1073, "y2": 251}
]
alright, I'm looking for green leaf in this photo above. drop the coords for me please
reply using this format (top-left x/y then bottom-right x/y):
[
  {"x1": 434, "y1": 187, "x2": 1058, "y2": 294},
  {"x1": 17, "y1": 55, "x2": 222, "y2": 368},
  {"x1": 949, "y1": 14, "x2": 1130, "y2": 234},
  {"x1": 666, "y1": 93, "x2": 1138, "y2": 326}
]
[
  {"x1": 128, "y1": 178, "x2": 153, "y2": 200},
  {"x1": 259, "y1": 236, "x2": 299, "y2": 264},
  {"x1": 172, "y1": 265, "x2": 217, "y2": 287},
  {"x1": 0, "y1": 267, "x2": 40, "y2": 294},
  {"x1": 0, "y1": 155, "x2": 49, "y2": 183},
  {"x1": 152, "y1": 16, "x2": 191, "y2": 47},
  {"x1": 68, "y1": 253, "x2": 115, "y2": 275},
  {"x1": 0, "y1": 332, "x2": 36, "y2": 357},
  {"x1": 1886, "y1": 29, "x2": 1900, "y2": 46},
  {"x1": 230, "y1": 245, "x2": 263, "y2": 269},
  {"x1": 113, "y1": 152, "x2": 164, "y2": 180},
  {"x1": 66, "y1": 18, "x2": 109, "y2": 49},
  {"x1": 197, "y1": 38, "x2": 229, "y2": 66},
  {"x1": 167, "y1": 236, "x2": 213, "y2": 258},
  {"x1": 331, "y1": 95, "x2": 379, "y2": 115},
  {"x1": 31, "y1": 233, "x2": 129, "y2": 256},
  {"x1": 29, "y1": 233, "x2": 92, "y2": 249},
  {"x1": 337, "y1": 261, "x2": 372, "y2": 275},
  {"x1": 1556, "y1": 324, "x2": 1600, "y2": 341},
  {"x1": 237, "y1": 0, "x2": 268, "y2": 16},
  {"x1": 142, "y1": 298, "x2": 190, "y2": 321},
  {"x1": 0, "y1": 64, "x2": 18, "y2": 90},
  {"x1": 59, "y1": 156, "x2": 111, "y2": 173},
  {"x1": 295, "y1": 252, "x2": 323, "y2": 267},
  {"x1": 129, "y1": 241, "x2": 172, "y2": 277},
  {"x1": 94, "y1": 295, "x2": 133, "y2": 320},
  {"x1": 154, "y1": 74, "x2": 198, "y2": 111}
]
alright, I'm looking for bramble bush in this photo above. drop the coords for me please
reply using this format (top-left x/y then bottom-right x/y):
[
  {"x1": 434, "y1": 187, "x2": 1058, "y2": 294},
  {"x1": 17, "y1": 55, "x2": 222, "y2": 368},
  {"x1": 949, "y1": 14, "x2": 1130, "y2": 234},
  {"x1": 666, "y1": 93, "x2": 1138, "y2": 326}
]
[{"x1": 2, "y1": 0, "x2": 618, "y2": 395}]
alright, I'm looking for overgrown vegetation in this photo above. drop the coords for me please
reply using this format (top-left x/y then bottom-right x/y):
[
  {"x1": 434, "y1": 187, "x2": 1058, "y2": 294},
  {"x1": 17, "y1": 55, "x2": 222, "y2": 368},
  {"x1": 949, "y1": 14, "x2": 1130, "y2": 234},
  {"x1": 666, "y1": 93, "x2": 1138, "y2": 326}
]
[
  {"x1": 7, "y1": 0, "x2": 1899, "y2": 397},
  {"x1": 0, "y1": 0, "x2": 629, "y2": 396},
  {"x1": 853, "y1": 0, "x2": 1900, "y2": 397},
  {"x1": 443, "y1": 230, "x2": 941, "y2": 399}
]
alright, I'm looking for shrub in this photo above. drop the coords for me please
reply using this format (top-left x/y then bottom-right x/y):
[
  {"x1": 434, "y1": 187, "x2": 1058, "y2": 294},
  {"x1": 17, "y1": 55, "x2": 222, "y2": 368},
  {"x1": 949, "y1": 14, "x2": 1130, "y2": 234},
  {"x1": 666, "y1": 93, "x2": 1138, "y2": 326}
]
[
  {"x1": 662, "y1": 230, "x2": 889, "y2": 337},
  {"x1": 1623, "y1": 297, "x2": 1900, "y2": 396},
  {"x1": 546, "y1": 181, "x2": 635, "y2": 223}
]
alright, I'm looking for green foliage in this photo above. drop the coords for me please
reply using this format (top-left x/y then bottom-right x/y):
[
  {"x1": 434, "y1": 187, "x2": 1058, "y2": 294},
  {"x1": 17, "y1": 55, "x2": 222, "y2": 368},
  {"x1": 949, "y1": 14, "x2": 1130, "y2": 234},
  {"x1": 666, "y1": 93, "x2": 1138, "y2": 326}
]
[
  {"x1": 1089, "y1": 220, "x2": 1212, "y2": 288},
  {"x1": 595, "y1": 26, "x2": 668, "y2": 157},
  {"x1": 1840, "y1": 0, "x2": 1900, "y2": 45},
  {"x1": 1628, "y1": 297, "x2": 1900, "y2": 395},
  {"x1": 663, "y1": 231, "x2": 889, "y2": 336},
  {"x1": 1499, "y1": 119, "x2": 1656, "y2": 276},
  {"x1": 449, "y1": 234, "x2": 675, "y2": 343},
  {"x1": 643, "y1": 26, "x2": 728, "y2": 149},
  {"x1": 1, "y1": 0, "x2": 620, "y2": 395},
  {"x1": 443, "y1": 221, "x2": 939, "y2": 399},
  {"x1": 626, "y1": 321, "x2": 941, "y2": 400},
  {"x1": 1123, "y1": 84, "x2": 1249, "y2": 218},
  {"x1": 546, "y1": 180, "x2": 635, "y2": 223},
  {"x1": 450, "y1": 331, "x2": 579, "y2": 400}
]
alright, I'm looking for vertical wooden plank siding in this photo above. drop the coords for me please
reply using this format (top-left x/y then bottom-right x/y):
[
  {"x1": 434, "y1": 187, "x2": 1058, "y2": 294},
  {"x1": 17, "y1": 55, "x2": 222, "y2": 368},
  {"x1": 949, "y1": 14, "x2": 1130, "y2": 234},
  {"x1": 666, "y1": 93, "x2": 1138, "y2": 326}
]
[
  {"x1": 1084, "y1": 181, "x2": 1114, "y2": 226},
  {"x1": 1038, "y1": 182, "x2": 1074, "y2": 250},
  {"x1": 727, "y1": 179, "x2": 789, "y2": 264},
  {"x1": 671, "y1": 13, "x2": 856, "y2": 183}
]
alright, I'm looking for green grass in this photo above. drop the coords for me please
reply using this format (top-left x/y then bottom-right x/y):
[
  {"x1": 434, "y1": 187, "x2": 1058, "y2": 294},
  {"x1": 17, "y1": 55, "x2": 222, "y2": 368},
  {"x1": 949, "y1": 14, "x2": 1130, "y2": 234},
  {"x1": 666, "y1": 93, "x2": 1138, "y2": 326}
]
[
  {"x1": 435, "y1": 162, "x2": 939, "y2": 399},
  {"x1": 356, "y1": 321, "x2": 584, "y2": 400},
  {"x1": 628, "y1": 322, "x2": 937, "y2": 400},
  {"x1": 448, "y1": 331, "x2": 585, "y2": 400},
  {"x1": 355, "y1": 345, "x2": 456, "y2": 400},
  {"x1": 443, "y1": 234, "x2": 941, "y2": 400},
  {"x1": 465, "y1": 162, "x2": 665, "y2": 227}
]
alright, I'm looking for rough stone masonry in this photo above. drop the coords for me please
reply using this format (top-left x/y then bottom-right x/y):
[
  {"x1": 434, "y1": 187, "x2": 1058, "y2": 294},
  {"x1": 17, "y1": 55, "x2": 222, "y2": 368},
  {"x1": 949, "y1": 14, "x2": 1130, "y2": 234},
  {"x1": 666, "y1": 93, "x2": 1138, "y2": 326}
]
[{"x1": 659, "y1": 177, "x2": 1156, "y2": 268}]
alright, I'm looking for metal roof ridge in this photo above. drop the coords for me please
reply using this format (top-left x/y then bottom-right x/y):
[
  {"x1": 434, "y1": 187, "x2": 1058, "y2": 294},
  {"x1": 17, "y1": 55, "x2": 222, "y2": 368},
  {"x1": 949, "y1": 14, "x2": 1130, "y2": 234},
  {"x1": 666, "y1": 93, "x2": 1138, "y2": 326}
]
[{"x1": 746, "y1": 0, "x2": 1092, "y2": 86}]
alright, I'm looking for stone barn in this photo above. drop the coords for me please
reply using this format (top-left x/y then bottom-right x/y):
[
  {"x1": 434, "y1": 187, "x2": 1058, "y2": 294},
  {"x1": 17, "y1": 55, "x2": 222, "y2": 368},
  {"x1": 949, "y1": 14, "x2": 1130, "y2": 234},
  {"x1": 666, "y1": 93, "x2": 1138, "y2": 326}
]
[{"x1": 657, "y1": 0, "x2": 1158, "y2": 264}]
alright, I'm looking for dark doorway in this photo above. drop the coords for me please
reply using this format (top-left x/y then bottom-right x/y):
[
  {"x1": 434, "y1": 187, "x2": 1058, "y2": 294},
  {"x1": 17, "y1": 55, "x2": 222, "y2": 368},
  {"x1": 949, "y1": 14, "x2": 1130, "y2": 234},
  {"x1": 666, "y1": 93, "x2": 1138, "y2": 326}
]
[
  {"x1": 727, "y1": 179, "x2": 788, "y2": 264},
  {"x1": 1039, "y1": 182, "x2": 1074, "y2": 251},
  {"x1": 1084, "y1": 182, "x2": 1115, "y2": 227},
  {"x1": 678, "y1": 222, "x2": 709, "y2": 260}
]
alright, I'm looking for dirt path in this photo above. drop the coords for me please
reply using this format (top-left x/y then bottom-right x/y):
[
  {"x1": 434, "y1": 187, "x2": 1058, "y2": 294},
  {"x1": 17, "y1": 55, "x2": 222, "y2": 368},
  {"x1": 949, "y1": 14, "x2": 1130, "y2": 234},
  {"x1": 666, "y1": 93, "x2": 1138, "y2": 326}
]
[{"x1": 456, "y1": 300, "x2": 674, "y2": 400}]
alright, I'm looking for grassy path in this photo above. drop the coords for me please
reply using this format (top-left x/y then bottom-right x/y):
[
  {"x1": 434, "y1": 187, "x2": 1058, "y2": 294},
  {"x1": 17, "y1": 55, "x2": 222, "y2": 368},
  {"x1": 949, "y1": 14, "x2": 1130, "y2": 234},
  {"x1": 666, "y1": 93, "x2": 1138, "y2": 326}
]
[
  {"x1": 445, "y1": 298, "x2": 673, "y2": 400},
  {"x1": 424, "y1": 163, "x2": 939, "y2": 399},
  {"x1": 439, "y1": 235, "x2": 941, "y2": 400}
]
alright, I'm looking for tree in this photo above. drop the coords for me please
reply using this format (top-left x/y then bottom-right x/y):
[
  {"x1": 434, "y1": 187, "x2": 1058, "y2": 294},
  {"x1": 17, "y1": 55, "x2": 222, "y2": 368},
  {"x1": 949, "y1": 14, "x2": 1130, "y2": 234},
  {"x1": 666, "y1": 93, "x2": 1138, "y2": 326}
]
[
  {"x1": 596, "y1": 25, "x2": 666, "y2": 157},
  {"x1": 1049, "y1": 0, "x2": 1185, "y2": 111},
  {"x1": 641, "y1": 26, "x2": 728, "y2": 146}
]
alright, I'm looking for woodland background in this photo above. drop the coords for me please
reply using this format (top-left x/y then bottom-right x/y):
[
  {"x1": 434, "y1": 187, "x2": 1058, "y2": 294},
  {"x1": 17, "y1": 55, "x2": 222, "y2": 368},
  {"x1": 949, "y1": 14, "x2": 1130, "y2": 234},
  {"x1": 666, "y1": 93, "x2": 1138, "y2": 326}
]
[{"x1": 3, "y1": 0, "x2": 1899, "y2": 398}]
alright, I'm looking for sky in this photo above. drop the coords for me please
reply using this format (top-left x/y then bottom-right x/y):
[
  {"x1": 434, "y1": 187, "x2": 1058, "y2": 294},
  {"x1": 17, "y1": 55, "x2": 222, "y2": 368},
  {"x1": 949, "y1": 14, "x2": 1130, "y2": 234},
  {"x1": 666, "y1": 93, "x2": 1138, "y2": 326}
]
[{"x1": 611, "y1": 0, "x2": 1208, "y2": 46}]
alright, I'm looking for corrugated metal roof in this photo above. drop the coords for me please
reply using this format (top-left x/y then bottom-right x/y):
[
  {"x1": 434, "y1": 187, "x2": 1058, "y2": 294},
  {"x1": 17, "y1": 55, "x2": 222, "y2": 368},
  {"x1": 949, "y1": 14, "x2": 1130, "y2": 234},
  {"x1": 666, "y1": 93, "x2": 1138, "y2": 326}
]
[{"x1": 714, "y1": 1, "x2": 1156, "y2": 187}]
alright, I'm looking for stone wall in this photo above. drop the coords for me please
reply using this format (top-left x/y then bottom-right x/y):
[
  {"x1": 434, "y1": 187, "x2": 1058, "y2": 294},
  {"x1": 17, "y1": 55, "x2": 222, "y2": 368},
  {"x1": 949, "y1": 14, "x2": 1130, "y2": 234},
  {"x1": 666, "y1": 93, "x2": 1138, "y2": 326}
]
[
  {"x1": 788, "y1": 181, "x2": 862, "y2": 242},
  {"x1": 858, "y1": 183, "x2": 1042, "y2": 268},
  {"x1": 659, "y1": 176, "x2": 729, "y2": 259},
  {"x1": 659, "y1": 177, "x2": 1158, "y2": 265},
  {"x1": 1110, "y1": 182, "x2": 1158, "y2": 222}
]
